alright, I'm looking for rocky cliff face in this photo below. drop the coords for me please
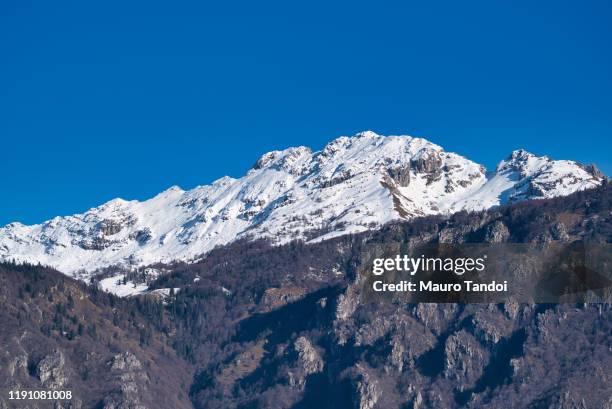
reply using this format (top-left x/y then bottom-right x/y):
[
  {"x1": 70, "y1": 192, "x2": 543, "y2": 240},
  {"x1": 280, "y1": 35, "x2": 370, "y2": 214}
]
[
  {"x1": 180, "y1": 183, "x2": 611, "y2": 409},
  {"x1": 0, "y1": 132, "x2": 604, "y2": 277}
]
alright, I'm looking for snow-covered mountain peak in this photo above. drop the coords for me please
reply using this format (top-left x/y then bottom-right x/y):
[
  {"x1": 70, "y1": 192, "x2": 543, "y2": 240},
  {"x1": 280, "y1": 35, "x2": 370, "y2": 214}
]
[
  {"x1": 166, "y1": 185, "x2": 185, "y2": 193},
  {"x1": 354, "y1": 130, "x2": 380, "y2": 138},
  {"x1": 453, "y1": 149, "x2": 604, "y2": 212},
  {"x1": 253, "y1": 146, "x2": 312, "y2": 170},
  {"x1": 0, "y1": 131, "x2": 605, "y2": 276},
  {"x1": 495, "y1": 148, "x2": 603, "y2": 184},
  {"x1": 508, "y1": 148, "x2": 536, "y2": 159},
  {"x1": 496, "y1": 149, "x2": 549, "y2": 174}
]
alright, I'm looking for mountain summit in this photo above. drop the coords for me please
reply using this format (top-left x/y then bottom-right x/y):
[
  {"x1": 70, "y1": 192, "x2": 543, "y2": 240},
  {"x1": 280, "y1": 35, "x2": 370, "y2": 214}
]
[{"x1": 0, "y1": 131, "x2": 604, "y2": 275}]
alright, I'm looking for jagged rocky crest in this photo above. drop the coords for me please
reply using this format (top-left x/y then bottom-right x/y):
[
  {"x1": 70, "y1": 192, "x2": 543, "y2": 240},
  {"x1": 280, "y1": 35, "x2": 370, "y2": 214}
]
[{"x1": 0, "y1": 131, "x2": 604, "y2": 275}]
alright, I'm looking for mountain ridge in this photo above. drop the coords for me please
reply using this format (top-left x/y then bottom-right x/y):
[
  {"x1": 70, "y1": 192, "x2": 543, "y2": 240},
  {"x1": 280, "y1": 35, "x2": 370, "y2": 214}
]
[{"x1": 0, "y1": 131, "x2": 605, "y2": 275}]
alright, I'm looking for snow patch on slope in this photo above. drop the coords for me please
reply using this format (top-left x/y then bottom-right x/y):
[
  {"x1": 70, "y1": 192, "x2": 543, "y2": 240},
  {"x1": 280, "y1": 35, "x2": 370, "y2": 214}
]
[{"x1": 98, "y1": 274, "x2": 149, "y2": 297}]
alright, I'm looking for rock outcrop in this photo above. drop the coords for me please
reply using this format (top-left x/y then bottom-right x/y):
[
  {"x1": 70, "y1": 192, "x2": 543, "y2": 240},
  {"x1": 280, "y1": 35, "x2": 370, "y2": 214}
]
[{"x1": 37, "y1": 350, "x2": 69, "y2": 389}]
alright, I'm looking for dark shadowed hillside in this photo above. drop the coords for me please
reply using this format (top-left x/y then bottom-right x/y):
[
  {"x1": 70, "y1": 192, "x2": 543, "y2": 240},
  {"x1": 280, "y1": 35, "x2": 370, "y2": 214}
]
[
  {"x1": 0, "y1": 263, "x2": 193, "y2": 409},
  {"x1": 1, "y1": 182, "x2": 611, "y2": 408}
]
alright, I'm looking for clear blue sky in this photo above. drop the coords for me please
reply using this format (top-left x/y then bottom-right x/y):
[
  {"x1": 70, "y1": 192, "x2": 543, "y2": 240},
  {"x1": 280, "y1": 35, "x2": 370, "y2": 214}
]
[{"x1": 1, "y1": 0, "x2": 611, "y2": 226}]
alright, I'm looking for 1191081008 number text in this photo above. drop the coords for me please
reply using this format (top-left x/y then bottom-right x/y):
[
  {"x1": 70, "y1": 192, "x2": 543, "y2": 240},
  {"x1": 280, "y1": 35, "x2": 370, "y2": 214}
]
[{"x1": 8, "y1": 390, "x2": 72, "y2": 400}]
